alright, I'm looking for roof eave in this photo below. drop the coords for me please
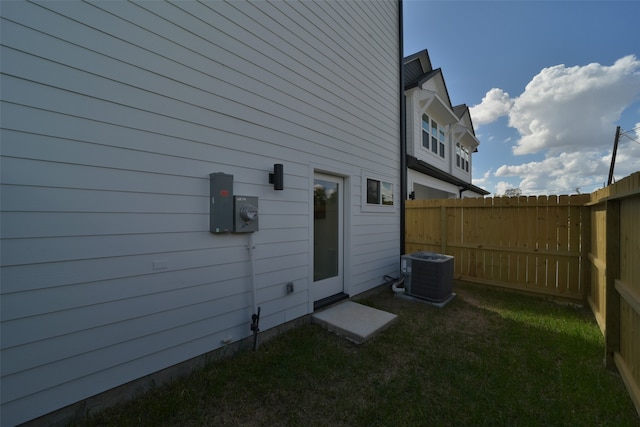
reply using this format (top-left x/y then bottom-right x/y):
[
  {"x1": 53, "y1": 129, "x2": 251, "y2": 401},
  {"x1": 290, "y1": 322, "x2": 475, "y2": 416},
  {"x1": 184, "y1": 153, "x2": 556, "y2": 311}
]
[{"x1": 407, "y1": 155, "x2": 490, "y2": 196}]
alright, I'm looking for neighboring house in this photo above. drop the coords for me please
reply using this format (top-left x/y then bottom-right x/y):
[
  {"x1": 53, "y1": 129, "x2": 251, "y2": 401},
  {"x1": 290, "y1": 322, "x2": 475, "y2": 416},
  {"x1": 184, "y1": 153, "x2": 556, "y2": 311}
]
[
  {"x1": 404, "y1": 50, "x2": 489, "y2": 199},
  {"x1": 0, "y1": 2, "x2": 402, "y2": 425}
]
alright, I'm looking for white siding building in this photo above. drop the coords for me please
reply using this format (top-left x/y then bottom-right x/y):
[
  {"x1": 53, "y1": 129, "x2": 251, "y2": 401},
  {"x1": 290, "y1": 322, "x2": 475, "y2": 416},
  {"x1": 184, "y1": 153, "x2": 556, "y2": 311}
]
[
  {"x1": 0, "y1": 2, "x2": 402, "y2": 425},
  {"x1": 404, "y1": 50, "x2": 489, "y2": 199}
]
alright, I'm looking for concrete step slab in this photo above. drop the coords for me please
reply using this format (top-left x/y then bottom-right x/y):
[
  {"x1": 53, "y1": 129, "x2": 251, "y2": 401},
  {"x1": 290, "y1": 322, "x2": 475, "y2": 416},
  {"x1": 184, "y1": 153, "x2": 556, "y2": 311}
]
[{"x1": 311, "y1": 301, "x2": 397, "y2": 344}]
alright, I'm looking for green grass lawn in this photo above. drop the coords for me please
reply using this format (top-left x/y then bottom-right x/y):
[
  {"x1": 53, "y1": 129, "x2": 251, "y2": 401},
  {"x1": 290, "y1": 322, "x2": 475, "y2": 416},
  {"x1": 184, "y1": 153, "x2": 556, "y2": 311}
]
[{"x1": 82, "y1": 283, "x2": 639, "y2": 426}]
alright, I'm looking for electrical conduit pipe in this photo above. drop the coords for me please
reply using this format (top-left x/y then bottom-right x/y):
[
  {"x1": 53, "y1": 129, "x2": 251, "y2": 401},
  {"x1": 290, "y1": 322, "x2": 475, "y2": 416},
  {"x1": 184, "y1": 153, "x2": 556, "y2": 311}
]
[{"x1": 248, "y1": 233, "x2": 261, "y2": 350}]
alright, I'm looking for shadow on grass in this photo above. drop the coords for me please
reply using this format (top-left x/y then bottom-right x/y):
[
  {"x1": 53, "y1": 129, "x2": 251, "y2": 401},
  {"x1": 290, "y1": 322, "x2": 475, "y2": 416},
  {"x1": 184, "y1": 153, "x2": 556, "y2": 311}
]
[{"x1": 83, "y1": 283, "x2": 640, "y2": 426}]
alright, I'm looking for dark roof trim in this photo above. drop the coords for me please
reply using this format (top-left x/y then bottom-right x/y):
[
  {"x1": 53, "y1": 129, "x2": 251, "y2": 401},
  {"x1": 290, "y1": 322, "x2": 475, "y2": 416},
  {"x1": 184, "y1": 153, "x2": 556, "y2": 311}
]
[
  {"x1": 453, "y1": 104, "x2": 468, "y2": 120},
  {"x1": 452, "y1": 103, "x2": 478, "y2": 138},
  {"x1": 404, "y1": 67, "x2": 456, "y2": 120},
  {"x1": 404, "y1": 68, "x2": 440, "y2": 91},
  {"x1": 407, "y1": 155, "x2": 490, "y2": 196},
  {"x1": 404, "y1": 49, "x2": 433, "y2": 72}
]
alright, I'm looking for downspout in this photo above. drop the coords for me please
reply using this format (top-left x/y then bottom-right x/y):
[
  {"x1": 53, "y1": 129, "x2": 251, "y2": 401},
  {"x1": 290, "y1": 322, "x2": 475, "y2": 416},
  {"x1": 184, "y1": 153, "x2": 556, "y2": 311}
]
[
  {"x1": 459, "y1": 186, "x2": 467, "y2": 198},
  {"x1": 398, "y1": 0, "x2": 406, "y2": 257}
]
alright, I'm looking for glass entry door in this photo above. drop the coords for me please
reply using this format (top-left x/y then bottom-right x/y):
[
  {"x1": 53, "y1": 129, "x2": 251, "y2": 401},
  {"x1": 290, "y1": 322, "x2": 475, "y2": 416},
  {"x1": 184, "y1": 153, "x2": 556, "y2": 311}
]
[{"x1": 313, "y1": 173, "x2": 344, "y2": 302}]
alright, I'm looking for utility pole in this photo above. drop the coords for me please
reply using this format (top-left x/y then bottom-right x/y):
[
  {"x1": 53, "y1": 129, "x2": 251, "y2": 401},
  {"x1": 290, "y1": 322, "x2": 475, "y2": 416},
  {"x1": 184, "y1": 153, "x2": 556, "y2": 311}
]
[{"x1": 607, "y1": 126, "x2": 621, "y2": 186}]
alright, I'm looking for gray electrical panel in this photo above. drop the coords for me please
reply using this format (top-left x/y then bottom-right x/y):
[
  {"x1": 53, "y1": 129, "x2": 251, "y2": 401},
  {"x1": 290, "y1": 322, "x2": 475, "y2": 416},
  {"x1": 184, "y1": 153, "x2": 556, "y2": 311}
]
[
  {"x1": 209, "y1": 173, "x2": 234, "y2": 233},
  {"x1": 234, "y1": 196, "x2": 259, "y2": 233}
]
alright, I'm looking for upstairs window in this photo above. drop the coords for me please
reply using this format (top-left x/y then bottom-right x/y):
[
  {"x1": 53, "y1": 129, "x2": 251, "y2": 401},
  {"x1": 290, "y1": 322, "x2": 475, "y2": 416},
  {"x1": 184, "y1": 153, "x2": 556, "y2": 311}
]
[
  {"x1": 464, "y1": 149, "x2": 469, "y2": 171},
  {"x1": 421, "y1": 114, "x2": 430, "y2": 149},
  {"x1": 431, "y1": 120, "x2": 438, "y2": 154},
  {"x1": 421, "y1": 114, "x2": 446, "y2": 159},
  {"x1": 456, "y1": 143, "x2": 470, "y2": 172}
]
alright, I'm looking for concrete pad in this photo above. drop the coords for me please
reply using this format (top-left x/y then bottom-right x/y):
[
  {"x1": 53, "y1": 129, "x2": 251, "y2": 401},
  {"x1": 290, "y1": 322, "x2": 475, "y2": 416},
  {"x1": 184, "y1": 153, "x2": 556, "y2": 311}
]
[{"x1": 311, "y1": 301, "x2": 397, "y2": 344}]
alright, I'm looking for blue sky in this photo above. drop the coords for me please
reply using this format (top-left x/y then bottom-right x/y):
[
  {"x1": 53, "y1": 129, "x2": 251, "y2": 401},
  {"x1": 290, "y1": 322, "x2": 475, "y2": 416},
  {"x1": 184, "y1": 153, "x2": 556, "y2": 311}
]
[{"x1": 404, "y1": 0, "x2": 640, "y2": 195}]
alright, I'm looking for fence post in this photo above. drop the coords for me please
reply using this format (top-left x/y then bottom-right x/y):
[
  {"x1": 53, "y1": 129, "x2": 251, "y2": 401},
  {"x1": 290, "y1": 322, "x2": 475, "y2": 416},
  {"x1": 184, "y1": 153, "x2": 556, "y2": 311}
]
[
  {"x1": 581, "y1": 201, "x2": 591, "y2": 302},
  {"x1": 605, "y1": 199, "x2": 621, "y2": 369},
  {"x1": 441, "y1": 205, "x2": 447, "y2": 254}
]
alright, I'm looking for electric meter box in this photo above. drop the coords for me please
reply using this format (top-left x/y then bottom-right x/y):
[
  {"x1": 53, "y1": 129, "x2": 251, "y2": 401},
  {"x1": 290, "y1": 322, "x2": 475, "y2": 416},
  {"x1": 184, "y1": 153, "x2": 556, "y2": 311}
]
[
  {"x1": 234, "y1": 196, "x2": 259, "y2": 233},
  {"x1": 209, "y1": 173, "x2": 234, "y2": 233}
]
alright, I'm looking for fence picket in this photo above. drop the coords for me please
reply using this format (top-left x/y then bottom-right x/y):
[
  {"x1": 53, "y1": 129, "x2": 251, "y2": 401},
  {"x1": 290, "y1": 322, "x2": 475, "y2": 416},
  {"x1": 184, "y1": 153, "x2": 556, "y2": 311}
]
[
  {"x1": 504, "y1": 196, "x2": 519, "y2": 284},
  {"x1": 513, "y1": 196, "x2": 527, "y2": 286},
  {"x1": 557, "y1": 195, "x2": 570, "y2": 293},
  {"x1": 525, "y1": 196, "x2": 538, "y2": 289}
]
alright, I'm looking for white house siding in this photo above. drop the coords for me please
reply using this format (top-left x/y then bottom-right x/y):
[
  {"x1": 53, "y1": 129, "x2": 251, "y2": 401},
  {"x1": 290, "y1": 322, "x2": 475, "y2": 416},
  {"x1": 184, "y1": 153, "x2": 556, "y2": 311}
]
[{"x1": 0, "y1": 1, "x2": 400, "y2": 425}]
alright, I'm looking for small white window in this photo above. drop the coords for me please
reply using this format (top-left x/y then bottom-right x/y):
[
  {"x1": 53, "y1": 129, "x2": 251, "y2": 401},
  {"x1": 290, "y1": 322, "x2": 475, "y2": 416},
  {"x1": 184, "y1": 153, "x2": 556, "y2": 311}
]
[
  {"x1": 362, "y1": 172, "x2": 395, "y2": 212},
  {"x1": 367, "y1": 178, "x2": 380, "y2": 204},
  {"x1": 367, "y1": 178, "x2": 393, "y2": 206}
]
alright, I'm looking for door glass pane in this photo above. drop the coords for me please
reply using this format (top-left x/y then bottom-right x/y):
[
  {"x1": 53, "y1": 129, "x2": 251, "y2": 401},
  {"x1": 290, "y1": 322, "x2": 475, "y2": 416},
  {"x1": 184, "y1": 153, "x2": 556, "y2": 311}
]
[{"x1": 314, "y1": 179, "x2": 339, "y2": 281}]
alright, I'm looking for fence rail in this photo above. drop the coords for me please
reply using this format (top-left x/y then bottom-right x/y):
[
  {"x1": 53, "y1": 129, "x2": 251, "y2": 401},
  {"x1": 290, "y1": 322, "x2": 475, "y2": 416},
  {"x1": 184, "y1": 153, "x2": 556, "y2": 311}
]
[{"x1": 405, "y1": 171, "x2": 640, "y2": 416}]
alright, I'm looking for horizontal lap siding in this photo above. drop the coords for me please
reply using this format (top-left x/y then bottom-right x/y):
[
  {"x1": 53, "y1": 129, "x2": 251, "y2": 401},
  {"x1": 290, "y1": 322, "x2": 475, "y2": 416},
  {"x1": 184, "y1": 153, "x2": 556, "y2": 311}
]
[{"x1": 0, "y1": 1, "x2": 400, "y2": 424}]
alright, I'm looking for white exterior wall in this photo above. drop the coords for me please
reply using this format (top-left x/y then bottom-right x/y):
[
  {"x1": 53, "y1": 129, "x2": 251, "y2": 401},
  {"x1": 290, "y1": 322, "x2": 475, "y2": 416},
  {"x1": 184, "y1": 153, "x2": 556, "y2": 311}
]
[
  {"x1": 409, "y1": 170, "x2": 484, "y2": 199},
  {"x1": 0, "y1": 1, "x2": 400, "y2": 425},
  {"x1": 406, "y1": 89, "x2": 421, "y2": 159},
  {"x1": 408, "y1": 169, "x2": 457, "y2": 198},
  {"x1": 406, "y1": 85, "x2": 478, "y2": 199}
]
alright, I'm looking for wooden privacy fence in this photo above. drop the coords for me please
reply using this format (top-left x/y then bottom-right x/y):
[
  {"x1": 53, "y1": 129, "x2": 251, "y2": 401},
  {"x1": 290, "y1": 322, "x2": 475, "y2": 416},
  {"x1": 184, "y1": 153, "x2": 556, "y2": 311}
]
[
  {"x1": 587, "y1": 172, "x2": 640, "y2": 415},
  {"x1": 406, "y1": 194, "x2": 591, "y2": 300},
  {"x1": 405, "y1": 171, "x2": 640, "y2": 416}
]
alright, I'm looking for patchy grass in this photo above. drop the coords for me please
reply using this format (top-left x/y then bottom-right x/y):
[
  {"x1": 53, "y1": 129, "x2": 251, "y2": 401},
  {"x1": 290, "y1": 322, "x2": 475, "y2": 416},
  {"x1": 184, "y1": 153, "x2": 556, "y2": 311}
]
[{"x1": 81, "y1": 283, "x2": 639, "y2": 426}]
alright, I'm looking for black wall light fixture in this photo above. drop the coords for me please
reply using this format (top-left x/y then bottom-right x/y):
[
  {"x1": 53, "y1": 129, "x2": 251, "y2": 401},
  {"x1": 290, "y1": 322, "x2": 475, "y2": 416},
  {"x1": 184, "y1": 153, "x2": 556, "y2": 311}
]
[{"x1": 269, "y1": 164, "x2": 284, "y2": 190}]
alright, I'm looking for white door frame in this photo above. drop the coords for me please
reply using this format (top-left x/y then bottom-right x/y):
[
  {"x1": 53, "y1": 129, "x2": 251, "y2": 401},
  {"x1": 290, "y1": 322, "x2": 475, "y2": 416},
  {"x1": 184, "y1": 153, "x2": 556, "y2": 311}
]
[
  {"x1": 308, "y1": 166, "x2": 351, "y2": 311},
  {"x1": 312, "y1": 172, "x2": 344, "y2": 303}
]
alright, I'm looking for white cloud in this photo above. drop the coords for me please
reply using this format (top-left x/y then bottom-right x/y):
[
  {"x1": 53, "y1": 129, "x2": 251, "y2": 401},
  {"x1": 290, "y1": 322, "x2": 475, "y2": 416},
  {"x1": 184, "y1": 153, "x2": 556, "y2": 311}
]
[
  {"x1": 509, "y1": 55, "x2": 640, "y2": 155},
  {"x1": 494, "y1": 181, "x2": 515, "y2": 196},
  {"x1": 494, "y1": 144, "x2": 640, "y2": 194},
  {"x1": 469, "y1": 88, "x2": 513, "y2": 126},
  {"x1": 495, "y1": 151, "x2": 606, "y2": 194},
  {"x1": 474, "y1": 56, "x2": 640, "y2": 195},
  {"x1": 472, "y1": 168, "x2": 492, "y2": 186}
]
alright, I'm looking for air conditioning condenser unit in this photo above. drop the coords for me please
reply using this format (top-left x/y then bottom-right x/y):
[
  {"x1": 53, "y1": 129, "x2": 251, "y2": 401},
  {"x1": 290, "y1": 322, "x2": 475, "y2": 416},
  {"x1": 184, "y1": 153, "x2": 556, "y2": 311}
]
[{"x1": 401, "y1": 252, "x2": 454, "y2": 303}]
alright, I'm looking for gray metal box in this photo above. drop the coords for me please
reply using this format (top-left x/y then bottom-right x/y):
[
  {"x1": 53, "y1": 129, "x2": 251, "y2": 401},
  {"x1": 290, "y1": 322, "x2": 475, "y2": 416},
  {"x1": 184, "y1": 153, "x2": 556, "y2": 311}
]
[
  {"x1": 233, "y1": 196, "x2": 259, "y2": 233},
  {"x1": 209, "y1": 173, "x2": 234, "y2": 233}
]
